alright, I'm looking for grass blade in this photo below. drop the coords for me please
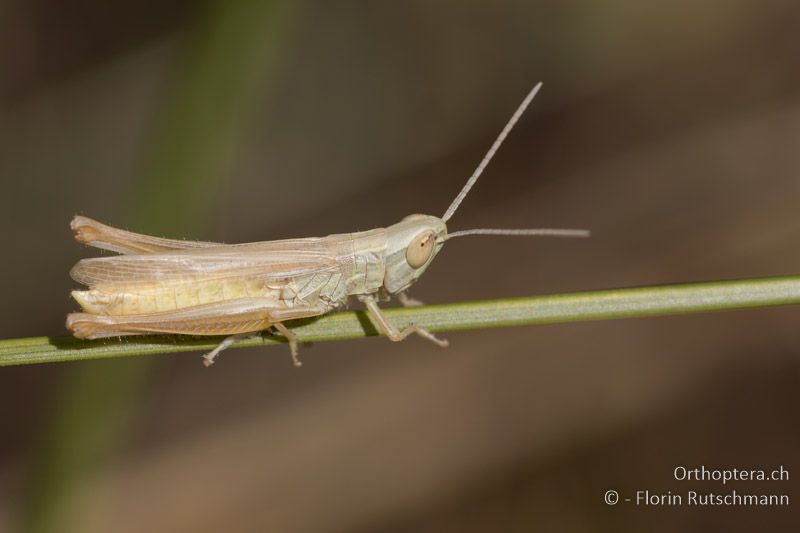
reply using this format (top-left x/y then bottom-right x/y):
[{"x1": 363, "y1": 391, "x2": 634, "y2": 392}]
[{"x1": 3, "y1": 275, "x2": 799, "y2": 366}]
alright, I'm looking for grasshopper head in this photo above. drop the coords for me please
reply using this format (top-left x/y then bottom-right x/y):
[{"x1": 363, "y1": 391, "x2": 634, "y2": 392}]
[{"x1": 383, "y1": 214, "x2": 448, "y2": 294}]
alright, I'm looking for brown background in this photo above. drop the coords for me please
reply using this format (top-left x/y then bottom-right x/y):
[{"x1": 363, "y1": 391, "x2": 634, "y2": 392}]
[{"x1": 1, "y1": 1, "x2": 798, "y2": 531}]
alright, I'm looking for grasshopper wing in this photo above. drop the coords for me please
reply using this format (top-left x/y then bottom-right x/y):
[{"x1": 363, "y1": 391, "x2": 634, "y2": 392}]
[{"x1": 70, "y1": 237, "x2": 340, "y2": 289}]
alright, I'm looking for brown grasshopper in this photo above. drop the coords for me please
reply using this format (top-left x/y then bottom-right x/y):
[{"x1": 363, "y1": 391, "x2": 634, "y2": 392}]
[{"x1": 67, "y1": 83, "x2": 589, "y2": 366}]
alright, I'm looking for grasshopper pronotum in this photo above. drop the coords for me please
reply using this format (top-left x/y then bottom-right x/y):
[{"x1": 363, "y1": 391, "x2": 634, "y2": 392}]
[{"x1": 67, "y1": 83, "x2": 589, "y2": 366}]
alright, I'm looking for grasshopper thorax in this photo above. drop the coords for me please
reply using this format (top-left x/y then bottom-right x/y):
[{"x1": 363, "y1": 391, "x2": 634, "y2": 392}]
[{"x1": 383, "y1": 214, "x2": 447, "y2": 294}]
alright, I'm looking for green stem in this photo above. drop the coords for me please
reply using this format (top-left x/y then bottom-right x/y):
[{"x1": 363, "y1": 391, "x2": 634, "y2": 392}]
[{"x1": 3, "y1": 275, "x2": 799, "y2": 366}]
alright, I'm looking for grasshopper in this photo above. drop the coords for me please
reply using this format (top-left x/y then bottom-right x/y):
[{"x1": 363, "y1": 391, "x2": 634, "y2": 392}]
[{"x1": 67, "y1": 82, "x2": 588, "y2": 366}]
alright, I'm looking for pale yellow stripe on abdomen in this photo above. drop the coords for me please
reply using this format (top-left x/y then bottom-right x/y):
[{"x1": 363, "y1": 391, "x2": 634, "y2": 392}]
[
  {"x1": 73, "y1": 278, "x2": 277, "y2": 316},
  {"x1": 151, "y1": 279, "x2": 254, "y2": 312}
]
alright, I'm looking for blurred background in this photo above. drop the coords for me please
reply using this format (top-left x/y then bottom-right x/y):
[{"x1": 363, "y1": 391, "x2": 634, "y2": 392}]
[{"x1": 1, "y1": 0, "x2": 799, "y2": 531}]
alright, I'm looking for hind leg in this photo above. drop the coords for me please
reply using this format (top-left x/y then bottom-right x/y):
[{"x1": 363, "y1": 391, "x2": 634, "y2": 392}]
[
  {"x1": 67, "y1": 298, "x2": 322, "y2": 366},
  {"x1": 70, "y1": 215, "x2": 219, "y2": 254}
]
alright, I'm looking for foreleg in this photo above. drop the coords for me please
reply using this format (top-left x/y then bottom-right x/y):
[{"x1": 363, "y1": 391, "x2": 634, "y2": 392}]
[
  {"x1": 397, "y1": 291, "x2": 424, "y2": 307},
  {"x1": 358, "y1": 295, "x2": 448, "y2": 347}
]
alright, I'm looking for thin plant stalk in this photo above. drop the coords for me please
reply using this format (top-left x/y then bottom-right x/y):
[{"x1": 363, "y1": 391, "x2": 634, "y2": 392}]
[{"x1": 2, "y1": 275, "x2": 799, "y2": 366}]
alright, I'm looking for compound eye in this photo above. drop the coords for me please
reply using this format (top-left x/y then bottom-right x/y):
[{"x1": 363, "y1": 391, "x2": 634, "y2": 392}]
[{"x1": 406, "y1": 231, "x2": 436, "y2": 268}]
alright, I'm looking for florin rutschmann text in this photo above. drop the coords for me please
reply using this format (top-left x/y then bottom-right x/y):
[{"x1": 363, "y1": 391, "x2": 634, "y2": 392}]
[{"x1": 603, "y1": 466, "x2": 790, "y2": 507}]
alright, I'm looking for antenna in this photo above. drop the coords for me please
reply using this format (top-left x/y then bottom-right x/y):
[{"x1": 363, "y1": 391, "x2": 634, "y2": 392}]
[
  {"x1": 446, "y1": 228, "x2": 590, "y2": 240},
  {"x1": 442, "y1": 82, "x2": 543, "y2": 223}
]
